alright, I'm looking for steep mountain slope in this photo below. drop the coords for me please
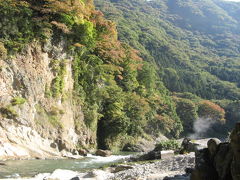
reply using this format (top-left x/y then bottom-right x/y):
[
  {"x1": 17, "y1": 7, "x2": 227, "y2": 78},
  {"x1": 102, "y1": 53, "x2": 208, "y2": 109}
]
[
  {"x1": 95, "y1": 0, "x2": 240, "y2": 137},
  {"x1": 0, "y1": 0, "x2": 185, "y2": 157},
  {"x1": 95, "y1": 0, "x2": 240, "y2": 100}
]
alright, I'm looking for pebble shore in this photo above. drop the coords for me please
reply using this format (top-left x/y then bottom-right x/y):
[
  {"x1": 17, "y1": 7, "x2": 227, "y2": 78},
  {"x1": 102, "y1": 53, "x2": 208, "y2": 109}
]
[{"x1": 109, "y1": 152, "x2": 195, "y2": 180}]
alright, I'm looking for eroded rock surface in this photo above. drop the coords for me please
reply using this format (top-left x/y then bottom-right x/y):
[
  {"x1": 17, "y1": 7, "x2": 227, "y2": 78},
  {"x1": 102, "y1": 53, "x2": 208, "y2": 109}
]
[{"x1": 0, "y1": 42, "x2": 94, "y2": 160}]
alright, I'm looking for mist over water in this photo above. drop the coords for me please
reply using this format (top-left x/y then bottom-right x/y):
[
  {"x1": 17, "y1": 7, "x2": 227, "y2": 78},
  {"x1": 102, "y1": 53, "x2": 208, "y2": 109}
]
[{"x1": 189, "y1": 117, "x2": 216, "y2": 139}]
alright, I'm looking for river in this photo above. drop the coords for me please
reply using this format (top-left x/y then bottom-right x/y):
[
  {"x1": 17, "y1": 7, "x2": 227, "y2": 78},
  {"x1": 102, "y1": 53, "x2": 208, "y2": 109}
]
[{"x1": 0, "y1": 154, "x2": 132, "y2": 179}]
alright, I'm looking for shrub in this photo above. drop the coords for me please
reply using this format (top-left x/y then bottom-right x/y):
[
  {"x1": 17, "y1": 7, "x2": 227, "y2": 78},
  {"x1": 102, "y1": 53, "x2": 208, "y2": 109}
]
[
  {"x1": 11, "y1": 97, "x2": 26, "y2": 106},
  {"x1": 0, "y1": 106, "x2": 18, "y2": 119},
  {"x1": 48, "y1": 114, "x2": 62, "y2": 128},
  {"x1": 0, "y1": 42, "x2": 7, "y2": 59},
  {"x1": 154, "y1": 140, "x2": 180, "y2": 151},
  {"x1": 50, "y1": 60, "x2": 67, "y2": 98}
]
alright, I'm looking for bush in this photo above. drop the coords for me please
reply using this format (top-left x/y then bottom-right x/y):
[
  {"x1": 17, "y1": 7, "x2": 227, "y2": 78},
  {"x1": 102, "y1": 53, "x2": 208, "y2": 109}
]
[
  {"x1": 0, "y1": 42, "x2": 7, "y2": 59},
  {"x1": 154, "y1": 140, "x2": 180, "y2": 151},
  {"x1": 0, "y1": 106, "x2": 18, "y2": 119},
  {"x1": 11, "y1": 97, "x2": 26, "y2": 106}
]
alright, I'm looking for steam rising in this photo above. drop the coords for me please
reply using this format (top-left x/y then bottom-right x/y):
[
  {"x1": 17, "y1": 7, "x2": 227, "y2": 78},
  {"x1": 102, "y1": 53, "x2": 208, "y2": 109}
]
[{"x1": 189, "y1": 117, "x2": 216, "y2": 139}]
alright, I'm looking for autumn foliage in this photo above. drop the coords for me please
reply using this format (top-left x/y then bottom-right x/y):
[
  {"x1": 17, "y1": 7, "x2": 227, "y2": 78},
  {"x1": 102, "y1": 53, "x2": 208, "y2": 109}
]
[{"x1": 198, "y1": 100, "x2": 225, "y2": 123}]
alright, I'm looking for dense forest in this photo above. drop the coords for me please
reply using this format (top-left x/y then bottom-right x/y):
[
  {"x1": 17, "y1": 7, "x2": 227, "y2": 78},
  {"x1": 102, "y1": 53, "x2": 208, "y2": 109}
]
[
  {"x1": 0, "y1": 0, "x2": 239, "y2": 151},
  {"x1": 94, "y1": 0, "x2": 240, "y2": 138}
]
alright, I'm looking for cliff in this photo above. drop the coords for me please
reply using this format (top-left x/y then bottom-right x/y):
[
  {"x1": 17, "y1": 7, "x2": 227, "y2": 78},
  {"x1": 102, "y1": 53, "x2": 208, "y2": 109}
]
[
  {"x1": 0, "y1": 38, "x2": 90, "y2": 159},
  {"x1": 0, "y1": 0, "x2": 107, "y2": 159},
  {"x1": 0, "y1": 0, "x2": 182, "y2": 159}
]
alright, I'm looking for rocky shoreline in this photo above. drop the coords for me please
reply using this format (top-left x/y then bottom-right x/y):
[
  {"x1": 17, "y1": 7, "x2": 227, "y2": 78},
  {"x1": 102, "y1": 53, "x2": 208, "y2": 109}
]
[
  {"x1": 109, "y1": 153, "x2": 195, "y2": 180},
  {"x1": 2, "y1": 122, "x2": 240, "y2": 180},
  {"x1": 0, "y1": 152, "x2": 194, "y2": 180}
]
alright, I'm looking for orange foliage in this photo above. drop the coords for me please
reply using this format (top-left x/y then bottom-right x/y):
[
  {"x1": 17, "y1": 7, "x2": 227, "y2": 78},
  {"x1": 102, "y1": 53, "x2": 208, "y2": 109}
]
[
  {"x1": 51, "y1": 21, "x2": 70, "y2": 34},
  {"x1": 198, "y1": 100, "x2": 225, "y2": 123}
]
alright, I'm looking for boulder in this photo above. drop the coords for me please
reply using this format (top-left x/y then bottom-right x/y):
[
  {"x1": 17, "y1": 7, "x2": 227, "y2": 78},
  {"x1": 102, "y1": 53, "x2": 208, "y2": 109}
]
[
  {"x1": 138, "y1": 150, "x2": 174, "y2": 161},
  {"x1": 230, "y1": 122, "x2": 240, "y2": 161},
  {"x1": 190, "y1": 148, "x2": 218, "y2": 180},
  {"x1": 50, "y1": 142, "x2": 57, "y2": 149},
  {"x1": 78, "y1": 149, "x2": 88, "y2": 156},
  {"x1": 190, "y1": 123, "x2": 240, "y2": 180},
  {"x1": 213, "y1": 142, "x2": 233, "y2": 180},
  {"x1": 45, "y1": 169, "x2": 79, "y2": 180},
  {"x1": 231, "y1": 158, "x2": 240, "y2": 180},
  {"x1": 161, "y1": 150, "x2": 175, "y2": 159},
  {"x1": 230, "y1": 122, "x2": 240, "y2": 180},
  {"x1": 207, "y1": 138, "x2": 221, "y2": 157},
  {"x1": 180, "y1": 138, "x2": 218, "y2": 154},
  {"x1": 113, "y1": 164, "x2": 134, "y2": 173},
  {"x1": 95, "y1": 149, "x2": 112, "y2": 157}
]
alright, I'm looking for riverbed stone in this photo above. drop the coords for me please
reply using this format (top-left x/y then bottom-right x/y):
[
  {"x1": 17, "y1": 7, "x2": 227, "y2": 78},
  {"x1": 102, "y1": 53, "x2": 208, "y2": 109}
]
[
  {"x1": 45, "y1": 169, "x2": 80, "y2": 180},
  {"x1": 161, "y1": 150, "x2": 175, "y2": 159},
  {"x1": 113, "y1": 164, "x2": 134, "y2": 173},
  {"x1": 96, "y1": 149, "x2": 111, "y2": 157},
  {"x1": 84, "y1": 169, "x2": 113, "y2": 179},
  {"x1": 78, "y1": 149, "x2": 88, "y2": 156}
]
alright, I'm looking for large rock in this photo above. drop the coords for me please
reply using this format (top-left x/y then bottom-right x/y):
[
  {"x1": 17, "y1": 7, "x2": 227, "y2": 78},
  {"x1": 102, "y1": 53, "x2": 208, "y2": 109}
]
[
  {"x1": 190, "y1": 123, "x2": 240, "y2": 180},
  {"x1": 230, "y1": 122, "x2": 240, "y2": 180},
  {"x1": 137, "y1": 150, "x2": 174, "y2": 161},
  {"x1": 207, "y1": 138, "x2": 221, "y2": 157},
  {"x1": 180, "y1": 138, "x2": 220, "y2": 154},
  {"x1": 214, "y1": 142, "x2": 233, "y2": 180},
  {"x1": 78, "y1": 149, "x2": 88, "y2": 156},
  {"x1": 44, "y1": 169, "x2": 79, "y2": 180},
  {"x1": 95, "y1": 149, "x2": 112, "y2": 157},
  {"x1": 191, "y1": 148, "x2": 218, "y2": 180},
  {"x1": 161, "y1": 150, "x2": 175, "y2": 159}
]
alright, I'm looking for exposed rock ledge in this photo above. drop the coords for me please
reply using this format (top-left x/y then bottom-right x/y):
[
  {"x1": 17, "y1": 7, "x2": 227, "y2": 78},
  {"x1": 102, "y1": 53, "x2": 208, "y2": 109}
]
[{"x1": 0, "y1": 124, "x2": 81, "y2": 160}]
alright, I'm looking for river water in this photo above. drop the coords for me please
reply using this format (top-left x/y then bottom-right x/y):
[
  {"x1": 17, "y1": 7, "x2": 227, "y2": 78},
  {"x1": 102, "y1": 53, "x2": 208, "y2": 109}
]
[{"x1": 0, "y1": 154, "x2": 131, "y2": 179}]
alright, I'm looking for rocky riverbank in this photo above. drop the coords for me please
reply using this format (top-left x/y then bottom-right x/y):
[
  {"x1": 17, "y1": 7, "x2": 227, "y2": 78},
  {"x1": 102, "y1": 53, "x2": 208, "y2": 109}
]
[
  {"x1": 3, "y1": 121, "x2": 240, "y2": 180},
  {"x1": 109, "y1": 153, "x2": 195, "y2": 180},
  {"x1": 1, "y1": 152, "x2": 194, "y2": 180}
]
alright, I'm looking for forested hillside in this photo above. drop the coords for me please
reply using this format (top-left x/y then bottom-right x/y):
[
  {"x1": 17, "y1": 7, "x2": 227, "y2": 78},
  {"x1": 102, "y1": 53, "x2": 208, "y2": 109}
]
[
  {"x1": 95, "y1": 0, "x2": 240, "y2": 137},
  {"x1": 0, "y1": 0, "x2": 238, "y2": 156},
  {"x1": 95, "y1": 0, "x2": 240, "y2": 100},
  {"x1": 0, "y1": 0, "x2": 184, "y2": 153}
]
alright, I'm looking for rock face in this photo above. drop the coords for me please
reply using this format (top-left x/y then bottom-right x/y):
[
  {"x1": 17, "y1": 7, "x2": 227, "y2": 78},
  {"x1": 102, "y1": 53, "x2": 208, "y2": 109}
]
[
  {"x1": 180, "y1": 138, "x2": 219, "y2": 153},
  {"x1": 0, "y1": 42, "x2": 94, "y2": 160},
  {"x1": 122, "y1": 138, "x2": 156, "y2": 152},
  {"x1": 230, "y1": 122, "x2": 240, "y2": 180},
  {"x1": 191, "y1": 122, "x2": 240, "y2": 180}
]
